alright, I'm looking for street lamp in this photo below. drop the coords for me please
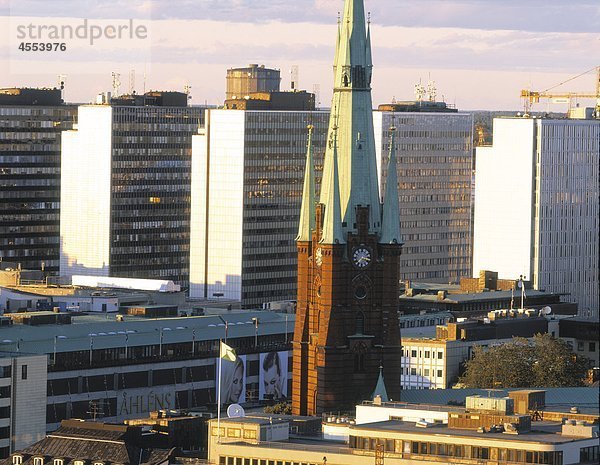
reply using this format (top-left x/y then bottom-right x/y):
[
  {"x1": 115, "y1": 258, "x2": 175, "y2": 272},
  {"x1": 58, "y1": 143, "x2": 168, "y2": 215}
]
[
  {"x1": 158, "y1": 328, "x2": 172, "y2": 357},
  {"x1": 251, "y1": 318, "x2": 259, "y2": 348},
  {"x1": 53, "y1": 335, "x2": 67, "y2": 365}
]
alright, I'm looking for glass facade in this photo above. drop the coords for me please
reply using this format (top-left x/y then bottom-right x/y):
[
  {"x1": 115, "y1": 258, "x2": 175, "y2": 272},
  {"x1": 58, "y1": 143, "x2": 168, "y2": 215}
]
[
  {"x1": 193, "y1": 109, "x2": 475, "y2": 307},
  {"x1": 240, "y1": 111, "x2": 329, "y2": 307},
  {"x1": 109, "y1": 106, "x2": 203, "y2": 287},
  {"x1": 0, "y1": 105, "x2": 76, "y2": 273},
  {"x1": 375, "y1": 111, "x2": 474, "y2": 284},
  {"x1": 60, "y1": 104, "x2": 203, "y2": 288}
]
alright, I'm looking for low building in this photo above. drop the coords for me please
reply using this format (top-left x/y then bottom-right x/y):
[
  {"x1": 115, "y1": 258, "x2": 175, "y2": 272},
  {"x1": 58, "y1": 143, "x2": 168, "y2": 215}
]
[
  {"x1": 0, "y1": 353, "x2": 47, "y2": 458},
  {"x1": 399, "y1": 278, "x2": 572, "y2": 315},
  {"x1": 0, "y1": 308, "x2": 294, "y2": 434},
  {"x1": 401, "y1": 311, "x2": 557, "y2": 389},
  {"x1": 2, "y1": 420, "x2": 173, "y2": 465},
  {"x1": 0, "y1": 275, "x2": 186, "y2": 314},
  {"x1": 207, "y1": 414, "x2": 599, "y2": 465},
  {"x1": 559, "y1": 317, "x2": 599, "y2": 368}
]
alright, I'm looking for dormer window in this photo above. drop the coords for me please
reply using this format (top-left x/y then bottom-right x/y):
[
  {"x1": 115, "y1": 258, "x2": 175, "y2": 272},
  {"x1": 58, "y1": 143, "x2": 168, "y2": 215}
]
[
  {"x1": 74, "y1": 461, "x2": 85, "y2": 465},
  {"x1": 33, "y1": 458, "x2": 44, "y2": 465},
  {"x1": 54, "y1": 459, "x2": 64, "y2": 465},
  {"x1": 94, "y1": 462, "x2": 104, "y2": 465},
  {"x1": 12, "y1": 456, "x2": 23, "y2": 465}
]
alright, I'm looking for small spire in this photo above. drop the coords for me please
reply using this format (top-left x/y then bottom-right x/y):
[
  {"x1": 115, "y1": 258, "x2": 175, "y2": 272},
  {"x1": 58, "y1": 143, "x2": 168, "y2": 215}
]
[
  {"x1": 297, "y1": 125, "x2": 316, "y2": 242},
  {"x1": 372, "y1": 365, "x2": 389, "y2": 402},
  {"x1": 380, "y1": 122, "x2": 403, "y2": 244},
  {"x1": 320, "y1": 124, "x2": 345, "y2": 245}
]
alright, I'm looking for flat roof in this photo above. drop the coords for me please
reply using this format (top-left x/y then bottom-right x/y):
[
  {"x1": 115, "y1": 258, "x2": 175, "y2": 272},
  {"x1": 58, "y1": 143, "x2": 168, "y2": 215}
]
[
  {"x1": 0, "y1": 310, "x2": 294, "y2": 354},
  {"x1": 350, "y1": 420, "x2": 585, "y2": 445},
  {"x1": 400, "y1": 289, "x2": 554, "y2": 303}
]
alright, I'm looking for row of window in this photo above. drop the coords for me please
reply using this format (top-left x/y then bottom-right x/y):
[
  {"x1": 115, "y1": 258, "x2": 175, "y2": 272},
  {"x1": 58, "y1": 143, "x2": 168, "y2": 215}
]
[{"x1": 349, "y1": 436, "x2": 565, "y2": 465}]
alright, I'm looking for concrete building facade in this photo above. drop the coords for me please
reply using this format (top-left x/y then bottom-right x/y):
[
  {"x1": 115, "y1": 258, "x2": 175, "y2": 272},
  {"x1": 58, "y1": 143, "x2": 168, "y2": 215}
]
[
  {"x1": 0, "y1": 353, "x2": 47, "y2": 458},
  {"x1": 473, "y1": 116, "x2": 599, "y2": 317}
]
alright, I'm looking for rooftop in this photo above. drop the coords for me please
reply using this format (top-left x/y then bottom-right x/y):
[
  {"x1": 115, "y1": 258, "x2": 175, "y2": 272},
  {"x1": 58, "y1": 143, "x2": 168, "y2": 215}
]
[
  {"x1": 350, "y1": 420, "x2": 587, "y2": 445},
  {"x1": 0, "y1": 309, "x2": 294, "y2": 355}
]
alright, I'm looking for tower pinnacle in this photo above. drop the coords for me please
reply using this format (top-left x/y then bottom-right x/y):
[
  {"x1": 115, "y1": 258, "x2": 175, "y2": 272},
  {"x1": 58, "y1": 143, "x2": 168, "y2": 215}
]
[
  {"x1": 320, "y1": 0, "x2": 381, "y2": 236},
  {"x1": 296, "y1": 125, "x2": 316, "y2": 242},
  {"x1": 380, "y1": 124, "x2": 402, "y2": 244}
]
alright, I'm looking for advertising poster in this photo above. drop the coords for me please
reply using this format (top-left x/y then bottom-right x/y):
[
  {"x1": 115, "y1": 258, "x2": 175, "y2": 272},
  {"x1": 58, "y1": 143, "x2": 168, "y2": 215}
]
[
  {"x1": 215, "y1": 354, "x2": 246, "y2": 404},
  {"x1": 259, "y1": 350, "x2": 288, "y2": 401}
]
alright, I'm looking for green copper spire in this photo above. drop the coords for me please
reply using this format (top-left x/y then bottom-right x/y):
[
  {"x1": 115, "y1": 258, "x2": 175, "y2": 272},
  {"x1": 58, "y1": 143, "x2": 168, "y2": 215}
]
[
  {"x1": 320, "y1": 126, "x2": 345, "y2": 245},
  {"x1": 320, "y1": 0, "x2": 381, "y2": 236},
  {"x1": 380, "y1": 125, "x2": 402, "y2": 244},
  {"x1": 372, "y1": 365, "x2": 389, "y2": 402},
  {"x1": 297, "y1": 125, "x2": 316, "y2": 242}
]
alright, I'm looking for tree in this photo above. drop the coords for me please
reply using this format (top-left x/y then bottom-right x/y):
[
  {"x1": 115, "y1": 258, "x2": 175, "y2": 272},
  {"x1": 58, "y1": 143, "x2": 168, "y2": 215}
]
[
  {"x1": 459, "y1": 334, "x2": 588, "y2": 388},
  {"x1": 264, "y1": 402, "x2": 292, "y2": 415}
]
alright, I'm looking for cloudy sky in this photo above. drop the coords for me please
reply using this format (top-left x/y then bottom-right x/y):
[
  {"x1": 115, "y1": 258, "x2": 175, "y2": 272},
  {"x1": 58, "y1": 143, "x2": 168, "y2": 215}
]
[{"x1": 0, "y1": 0, "x2": 598, "y2": 109}]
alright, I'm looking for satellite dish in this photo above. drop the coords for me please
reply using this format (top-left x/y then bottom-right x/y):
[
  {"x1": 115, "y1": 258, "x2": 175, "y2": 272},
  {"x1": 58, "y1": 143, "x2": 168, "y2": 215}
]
[
  {"x1": 540, "y1": 306, "x2": 552, "y2": 315},
  {"x1": 227, "y1": 403, "x2": 245, "y2": 418}
]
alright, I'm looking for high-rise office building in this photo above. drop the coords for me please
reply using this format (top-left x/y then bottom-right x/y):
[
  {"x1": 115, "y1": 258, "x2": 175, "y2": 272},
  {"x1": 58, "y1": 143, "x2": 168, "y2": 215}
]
[
  {"x1": 226, "y1": 64, "x2": 281, "y2": 100},
  {"x1": 0, "y1": 88, "x2": 76, "y2": 273},
  {"x1": 190, "y1": 106, "x2": 473, "y2": 308},
  {"x1": 473, "y1": 115, "x2": 599, "y2": 317},
  {"x1": 374, "y1": 108, "x2": 473, "y2": 284},
  {"x1": 189, "y1": 109, "x2": 329, "y2": 307},
  {"x1": 292, "y1": 0, "x2": 402, "y2": 415},
  {"x1": 60, "y1": 93, "x2": 203, "y2": 287}
]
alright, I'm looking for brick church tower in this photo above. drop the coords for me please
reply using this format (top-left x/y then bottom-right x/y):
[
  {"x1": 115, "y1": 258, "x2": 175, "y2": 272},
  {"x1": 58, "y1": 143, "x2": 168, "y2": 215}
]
[{"x1": 292, "y1": 0, "x2": 403, "y2": 416}]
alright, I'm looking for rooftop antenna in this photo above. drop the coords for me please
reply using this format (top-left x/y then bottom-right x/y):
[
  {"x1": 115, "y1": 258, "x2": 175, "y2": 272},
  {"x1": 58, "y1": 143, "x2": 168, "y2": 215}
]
[
  {"x1": 129, "y1": 69, "x2": 136, "y2": 95},
  {"x1": 312, "y1": 83, "x2": 321, "y2": 108},
  {"x1": 291, "y1": 65, "x2": 299, "y2": 91},
  {"x1": 184, "y1": 84, "x2": 192, "y2": 102},
  {"x1": 111, "y1": 72, "x2": 121, "y2": 98},
  {"x1": 414, "y1": 79, "x2": 426, "y2": 103},
  {"x1": 57, "y1": 74, "x2": 66, "y2": 101},
  {"x1": 427, "y1": 75, "x2": 437, "y2": 102},
  {"x1": 518, "y1": 275, "x2": 527, "y2": 309}
]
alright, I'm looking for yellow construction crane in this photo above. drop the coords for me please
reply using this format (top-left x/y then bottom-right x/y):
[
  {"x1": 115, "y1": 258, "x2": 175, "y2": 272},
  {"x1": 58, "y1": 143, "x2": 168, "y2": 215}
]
[{"x1": 520, "y1": 66, "x2": 600, "y2": 118}]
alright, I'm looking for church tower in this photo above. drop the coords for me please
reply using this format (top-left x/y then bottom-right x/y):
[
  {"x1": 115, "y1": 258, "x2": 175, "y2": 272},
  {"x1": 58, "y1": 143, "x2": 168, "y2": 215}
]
[{"x1": 292, "y1": 0, "x2": 403, "y2": 416}]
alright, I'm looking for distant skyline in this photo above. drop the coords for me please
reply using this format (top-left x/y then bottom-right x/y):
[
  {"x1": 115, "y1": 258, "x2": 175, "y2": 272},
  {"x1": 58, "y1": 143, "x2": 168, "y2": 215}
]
[{"x1": 0, "y1": 0, "x2": 599, "y2": 110}]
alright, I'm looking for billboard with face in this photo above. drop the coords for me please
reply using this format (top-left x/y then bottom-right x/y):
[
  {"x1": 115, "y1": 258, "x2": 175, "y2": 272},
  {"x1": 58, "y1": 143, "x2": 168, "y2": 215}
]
[
  {"x1": 215, "y1": 354, "x2": 246, "y2": 404},
  {"x1": 259, "y1": 350, "x2": 288, "y2": 401}
]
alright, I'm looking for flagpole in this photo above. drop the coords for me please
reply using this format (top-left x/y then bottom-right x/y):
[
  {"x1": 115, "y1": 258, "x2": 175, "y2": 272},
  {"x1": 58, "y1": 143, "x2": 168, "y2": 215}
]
[{"x1": 217, "y1": 339, "x2": 222, "y2": 444}]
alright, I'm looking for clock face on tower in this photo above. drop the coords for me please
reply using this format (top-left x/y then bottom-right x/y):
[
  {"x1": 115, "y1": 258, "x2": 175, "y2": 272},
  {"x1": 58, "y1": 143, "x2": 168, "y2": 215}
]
[{"x1": 352, "y1": 247, "x2": 371, "y2": 268}]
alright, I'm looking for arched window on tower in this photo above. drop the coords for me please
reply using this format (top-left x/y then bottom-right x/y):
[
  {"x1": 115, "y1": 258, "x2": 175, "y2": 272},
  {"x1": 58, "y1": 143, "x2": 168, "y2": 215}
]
[
  {"x1": 355, "y1": 311, "x2": 365, "y2": 335},
  {"x1": 353, "y1": 341, "x2": 367, "y2": 373}
]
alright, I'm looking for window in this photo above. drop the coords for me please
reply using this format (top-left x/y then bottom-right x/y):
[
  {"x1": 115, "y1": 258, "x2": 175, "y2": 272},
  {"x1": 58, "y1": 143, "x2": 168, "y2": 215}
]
[
  {"x1": 424, "y1": 351, "x2": 430, "y2": 358},
  {"x1": 437, "y1": 370, "x2": 443, "y2": 378},
  {"x1": 12, "y1": 457, "x2": 23, "y2": 465},
  {"x1": 53, "y1": 460, "x2": 63, "y2": 465},
  {"x1": 227, "y1": 427, "x2": 241, "y2": 438},
  {"x1": 424, "y1": 369, "x2": 430, "y2": 376},
  {"x1": 243, "y1": 429, "x2": 257, "y2": 439},
  {"x1": 577, "y1": 341, "x2": 584, "y2": 351},
  {"x1": 33, "y1": 459, "x2": 44, "y2": 465},
  {"x1": 410, "y1": 368, "x2": 417, "y2": 376},
  {"x1": 411, "y1": 350, "x2": 417, "y2": 357},
  {"x1": 74, "y1": 461, "x2": 84, "y2": 465},
  {"x1": 437, "y1": 352, "x2": 443, "y2": 359},
  {"x1": 589, "y1": 342, "x2": 596, "y2": 352},
  {"x1": 580, "y1": 445, "x2": 599, "y2": 463},
  {"x1": 21, "y1": 365, "x2": 27, "y2": 380}
]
